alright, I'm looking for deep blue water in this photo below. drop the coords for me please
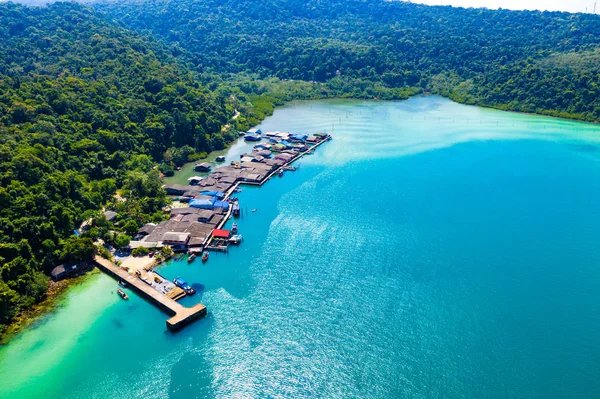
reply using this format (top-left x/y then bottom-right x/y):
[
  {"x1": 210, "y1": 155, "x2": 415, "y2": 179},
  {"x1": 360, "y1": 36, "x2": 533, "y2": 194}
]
[{"x1": 2, "y1": 97, "x2": 600, "y2": 398}]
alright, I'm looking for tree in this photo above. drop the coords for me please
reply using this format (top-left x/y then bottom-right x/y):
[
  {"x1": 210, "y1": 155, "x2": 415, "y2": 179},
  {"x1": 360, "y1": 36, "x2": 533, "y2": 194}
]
[
  {"x1": 123, "y1": 220, "x2": 139, "y2": 236},
  {"x1": 126, "y1": 154, "x2": 154, "y2": 172},
  {"x1": 0, "y1": 281, "x2": 19, "y2": 324},
  {"x1": 0, "y1": 1, "x2": 233, "y2": 328},
  {"x1": 114, "y1": 234, "x2": 131, "y2": 249},
  {"x1": 60, "y1": 237, "x2": 95, "y2": 264}
]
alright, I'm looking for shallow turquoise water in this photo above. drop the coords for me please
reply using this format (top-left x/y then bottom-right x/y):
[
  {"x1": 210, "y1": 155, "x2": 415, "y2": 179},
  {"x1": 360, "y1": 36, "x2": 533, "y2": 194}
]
[{"x1": 2, "y1": 96, "x2": 600, "y2": 398}]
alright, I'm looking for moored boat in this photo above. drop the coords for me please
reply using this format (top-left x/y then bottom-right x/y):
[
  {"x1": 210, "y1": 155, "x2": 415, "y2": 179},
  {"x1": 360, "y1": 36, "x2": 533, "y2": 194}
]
[
  {"x1": 188, "y1": 253, "x2": 196, "y2": 262},
  {"x1": 117, "y1": 288, "x2": 128, "y2": 300},
  {"x1": 278, "y1": 170, "x2": 284, "y2": 177},
  {"x1": 233, "y1": 203, "x2": 240, "y2": 217},
  {"x1": 173, "y1": 278, "x2": 196, "y2": 295},
  {"x1": 118, "y1": 280, "x2": 127, "y2": 287},
  {"x1": 201, "y1": 251, "x2": 209, "y2": 262},
  {"x1": 231, "y1": 222, "x2": 238, "y2": 234},
  {"x1": 216, "y1": 156, "x2": 226, "y2": 162},
  {"x1": 228, "y1": 234, "x2": 243, "y2": 244}
]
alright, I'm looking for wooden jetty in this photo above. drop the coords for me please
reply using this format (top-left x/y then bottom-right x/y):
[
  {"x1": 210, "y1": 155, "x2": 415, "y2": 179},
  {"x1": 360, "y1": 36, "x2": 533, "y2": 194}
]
[
  {"x1": 245, "y1": 137, "x2": 330, "y2": 187},
  {"x1": 206, "y1": 245, "x2": 228, "y2": 252},
  {"x1": 94, "y1": 256, "x2": 206, "y2": 331},
  {"x1": 150, "y1": 270, "x2": 186, "y2": 301},
  {"x1": 203, "y1": 134, "x2": 331, "y2": 247}
]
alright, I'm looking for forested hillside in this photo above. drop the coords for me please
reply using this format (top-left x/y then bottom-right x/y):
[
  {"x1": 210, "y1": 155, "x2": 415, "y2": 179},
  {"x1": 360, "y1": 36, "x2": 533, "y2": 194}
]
[
  {"x1": 0, "y1": 2, "x2": 235, "y2": 329},
  {"x1": 96, "y1": 0, "x2": 600, "y2": 120},
  {"x1": 3, "y1": 0, "x2": 600, "y2": 334}
]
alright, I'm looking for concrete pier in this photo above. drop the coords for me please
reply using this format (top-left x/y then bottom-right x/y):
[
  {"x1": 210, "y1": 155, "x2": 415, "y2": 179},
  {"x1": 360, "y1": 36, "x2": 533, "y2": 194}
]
[{"x1": 94, "y1": 256, "x2": 206, "y2": 331}]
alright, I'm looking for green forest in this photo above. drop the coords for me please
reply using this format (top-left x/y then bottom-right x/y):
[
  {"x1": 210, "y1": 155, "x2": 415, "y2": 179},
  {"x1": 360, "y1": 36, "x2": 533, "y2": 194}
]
[
  {"x1": 1, "y1": 0, "x2": 600, "y2": 332},
  {"x1": 97, "y1": 0, "x2": 600, "y2": 120},
  {"x1": 0, "y1": 3, "x2": 235, "y2": 329}
]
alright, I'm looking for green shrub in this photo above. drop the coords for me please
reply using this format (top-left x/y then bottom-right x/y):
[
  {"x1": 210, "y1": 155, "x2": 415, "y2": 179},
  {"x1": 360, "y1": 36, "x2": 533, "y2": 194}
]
[{"x1": 132, "y1": 247, "x2": 150, "y2": 256}]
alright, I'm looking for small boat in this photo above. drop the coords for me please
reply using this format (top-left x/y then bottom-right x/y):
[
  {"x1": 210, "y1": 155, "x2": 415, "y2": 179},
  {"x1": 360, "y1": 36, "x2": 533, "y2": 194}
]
[
  {"x1": 231, "y1": 223, "x2": 238, "y2": 234},
  {"x1": 228, "y1": 234, "x2": 243, "y2": 244},
  {"x1": 202, "y1": 252, "x2": 209, "y2": 262},
  {"x1": 117, "y1": 288, "x2": 128, "y2": 300},
  {"x1": 216, "y1": 156, "x2": 226, "y2": 162},
  {"x1": 251, "y1": 208, "x2": 257, "y2": 212},
  {"x1": 118, "y1": 280, "x2": 127, "y2": 287},
  {"x1": 188, "y1": 253, "x2": 196, "y2": 262},
  {"x1": 233, "y1": 203, "x2": 240, "y2": 217},
  {"x1": 233, "y1": 188, "x2": 242, "y2": 193},
  {"x1": 173, "y1": 278, "x2": 196, "y2": 295},
  {"x1": 278, "y1": 170, "x2": 284, "y2": 177}
]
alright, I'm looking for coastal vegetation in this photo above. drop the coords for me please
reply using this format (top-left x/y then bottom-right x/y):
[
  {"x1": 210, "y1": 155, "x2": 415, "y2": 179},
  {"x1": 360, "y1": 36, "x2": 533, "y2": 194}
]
[
  {"x1": 97, "y1": 0, "x2": 600, "y2": 121},
  {"x1": 0, "y1": 3, "x2": 233, "y2": 332},
  {"x1": 1, "y1": 0, "x2": 600, "y2": 335}
]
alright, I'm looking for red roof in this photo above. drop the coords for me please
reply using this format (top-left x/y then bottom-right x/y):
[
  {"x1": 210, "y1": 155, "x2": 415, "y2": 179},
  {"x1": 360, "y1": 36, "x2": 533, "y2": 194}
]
[{"x1": 212, "y1": 229, "x2": 230, "y2": 239}]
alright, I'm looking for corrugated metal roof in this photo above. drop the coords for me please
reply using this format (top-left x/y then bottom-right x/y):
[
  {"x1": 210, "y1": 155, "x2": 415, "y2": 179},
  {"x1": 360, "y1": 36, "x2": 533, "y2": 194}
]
[
  {"x1": 212, "y1": 229, "x2": 230, "y2": 239},
  {"x1": 161, "y1": 232, "x2": 190, "y2": 242}
]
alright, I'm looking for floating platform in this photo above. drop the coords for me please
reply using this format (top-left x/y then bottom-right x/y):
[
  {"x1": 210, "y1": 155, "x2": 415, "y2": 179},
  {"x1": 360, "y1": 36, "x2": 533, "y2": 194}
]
[
  {"x1": 94, "y1": 256, "x2": 206, "y2": 332},
  {"x1": 206, "y1": 245, "x2": 228, "y2": 252}
]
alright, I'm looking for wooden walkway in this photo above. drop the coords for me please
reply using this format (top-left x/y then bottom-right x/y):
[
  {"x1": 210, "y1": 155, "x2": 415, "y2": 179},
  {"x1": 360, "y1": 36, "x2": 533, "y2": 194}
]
[
  {"x1": 245, "y1": 137, "x2": 330, "y2": 187},
  {"x1": 94, "y1": 256, "x2": 206, "y2": 331},
  {"x1": 199, "y1": 136, "x2": 331, "y2": 252}
]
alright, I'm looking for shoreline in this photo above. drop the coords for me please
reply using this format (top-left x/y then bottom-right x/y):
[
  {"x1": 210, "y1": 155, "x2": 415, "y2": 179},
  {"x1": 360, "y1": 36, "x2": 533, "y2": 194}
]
[
  {"x1": 5, "y1": 94, "x2": 600, "y2": 345},
  {"x1": 0, "y1": 269, "x2": 100, "y2": 345},
  {"x1": 164, "y1": 94, "x2": 600, "y2": 187},
  {"x1": 3, "y1": 86, "x2": 600, "y2": 398},
  {"x1": 440, "y1": 93, "x2": 600, "y2": 126},
  {"x1": 96, "y1": 132, "x2": 332, "y2": 329}
]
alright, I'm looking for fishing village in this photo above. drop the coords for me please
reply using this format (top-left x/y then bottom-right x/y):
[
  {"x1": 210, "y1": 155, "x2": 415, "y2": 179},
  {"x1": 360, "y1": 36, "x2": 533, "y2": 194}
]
[{"x1": 94, "y1": 130, "x2": 331, "y2": 331}]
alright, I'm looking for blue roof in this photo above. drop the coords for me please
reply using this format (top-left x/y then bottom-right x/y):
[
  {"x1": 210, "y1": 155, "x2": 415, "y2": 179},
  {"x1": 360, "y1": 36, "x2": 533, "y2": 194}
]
[
  {"x1": 189, "y1": 198, "x2": 215, "y2": 208},
  {"x1": 201, "y1": 191, "x2": 225, "y2": 198},
  {"x1": 190, "y1": 197, "x2": 229, "y2": 209},
  {"x1": 244, "y1": 134, "x2": 261, "y2": 142},
  {"x1": 290, "y1": 133, "x2": 308, "y2": 141},
  {"x1": 213, "y1": 200, "x2": 230, "y2": 209}
]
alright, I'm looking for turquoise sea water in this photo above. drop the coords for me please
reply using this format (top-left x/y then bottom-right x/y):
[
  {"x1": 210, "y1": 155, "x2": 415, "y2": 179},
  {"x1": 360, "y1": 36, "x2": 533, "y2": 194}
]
[{"x1": 2, "y1": 96, "x2": 600, "y2": 398}]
